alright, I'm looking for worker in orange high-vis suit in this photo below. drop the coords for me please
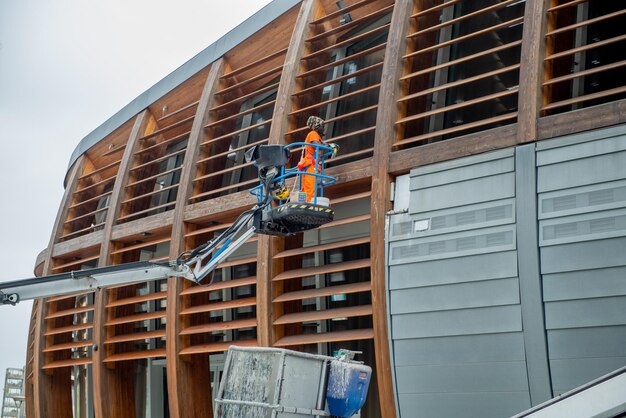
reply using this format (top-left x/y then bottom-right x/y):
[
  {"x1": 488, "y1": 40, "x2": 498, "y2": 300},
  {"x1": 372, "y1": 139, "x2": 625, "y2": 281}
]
[{"x1": 297, "y1": 116, "x2": 338, "y2": 202}]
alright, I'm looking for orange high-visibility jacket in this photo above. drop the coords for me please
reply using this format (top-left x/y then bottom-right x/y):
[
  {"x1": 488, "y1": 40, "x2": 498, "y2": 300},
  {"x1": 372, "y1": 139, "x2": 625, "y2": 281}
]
[{"x1": 298, "y1": 130, "x2": 322, "y2": 202}]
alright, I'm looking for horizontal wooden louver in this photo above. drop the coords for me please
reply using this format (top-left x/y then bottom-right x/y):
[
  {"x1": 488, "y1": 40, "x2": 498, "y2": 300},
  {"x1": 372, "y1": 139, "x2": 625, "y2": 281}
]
[
  {"x1": 177, "y1": 220, "x2": 258, "y2": 355},
  {"x1": 190, "y1": 45, "x2": 290, "y2": 204},
  {"x1": 543, "y1": 1, "x2": 626, "y2": 115},
  {"x1": 286, "y1": 0, "x2": 393, "y2": 168},
  {"x1": 271, "y1": 188, "x2": 373, "y2": 349},
  {"x1": 60, "y1": 146, "x2": 124, "y2": 241},
  {"x1": 103, "y1": 231, "x2": 171, "y2": 362},
  {"x1": 396, "y1": 0, "x2": 525, "y2": 149},
  {"x1": 43, "y1": 254, "x2": 98, "y2": 369},
  {"x1": 118, "y1": 86, "x2": 204, "y2": 223},
  {"x1": 26, "y1": 301, "x2": 39, "y2": 381}
]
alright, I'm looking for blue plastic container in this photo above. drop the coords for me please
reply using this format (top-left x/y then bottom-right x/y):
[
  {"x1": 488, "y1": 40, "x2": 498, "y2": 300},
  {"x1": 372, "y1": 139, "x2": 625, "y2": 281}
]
[{"x1": 326, "y1": 360, "x2": 372, "y2": 418}]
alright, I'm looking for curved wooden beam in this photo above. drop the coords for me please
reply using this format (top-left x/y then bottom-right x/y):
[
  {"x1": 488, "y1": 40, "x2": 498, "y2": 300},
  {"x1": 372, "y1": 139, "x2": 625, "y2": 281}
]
[
  {"x1": 92, "y1": 110, "x2": 151, "y2": 418},
  {"x1": 517, "y1": 0, "x2": 550, "y2": 143},
  {"x1": 31, "y1": 155, "x2": 86, "y2": 418},
  {"x1": 370, "y1": 1, "x2": 414, "y2": 417},
  {"x1": 257, "y1": 0, "x2": 318, "y2": 347},
  {"x1": 166, "y1": 58, "x2": 224, "y2": 418}
]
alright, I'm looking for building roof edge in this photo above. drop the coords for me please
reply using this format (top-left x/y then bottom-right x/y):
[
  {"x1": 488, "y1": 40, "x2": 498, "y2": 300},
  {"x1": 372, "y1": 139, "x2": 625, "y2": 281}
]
[{"x1": 64, "y1": 0, "x2": 301, "y2": 186}]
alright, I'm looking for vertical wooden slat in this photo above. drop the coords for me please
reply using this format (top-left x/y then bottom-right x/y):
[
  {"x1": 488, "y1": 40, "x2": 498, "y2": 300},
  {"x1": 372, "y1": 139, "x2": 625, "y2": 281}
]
[
  {"x1": 257, "y1": 0, "x2": 319, "y2": 348},
  {"x1": 166, "y1": 59, "x2": 224, "y2": 418},
  {"x1": 370, "y1": 1, "x2": 414, "y2": 417},
  {"x1": 92, "y1": 111, "x2": 150, "y2": 418},
  {"x1": 517, "y1": 0, "x2": 550, "y2": 143},
  {"x1": 33, "y1": 155, "x2": 86, "y2": 418}
]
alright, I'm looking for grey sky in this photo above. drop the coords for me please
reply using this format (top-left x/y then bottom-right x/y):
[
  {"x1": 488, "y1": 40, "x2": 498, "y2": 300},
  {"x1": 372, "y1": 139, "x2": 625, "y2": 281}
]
[{"x1": 0, "y1": 0, "x2": 272, "y2": 381}]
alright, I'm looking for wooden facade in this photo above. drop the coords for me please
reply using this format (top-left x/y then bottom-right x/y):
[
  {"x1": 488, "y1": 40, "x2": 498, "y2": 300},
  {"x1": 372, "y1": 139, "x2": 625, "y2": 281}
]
[{"x1": 25, "y1": 1, "x2": 626, "y2": 417}]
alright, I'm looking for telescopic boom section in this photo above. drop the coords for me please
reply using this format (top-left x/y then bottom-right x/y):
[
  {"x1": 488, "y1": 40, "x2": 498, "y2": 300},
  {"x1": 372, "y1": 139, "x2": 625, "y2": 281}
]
[
  {"x1": 0, "y1": 262, "x2": 191, "y2": 305},
  {"x1": 0, "y1": 207, "x2": 258, "y2": 306}
]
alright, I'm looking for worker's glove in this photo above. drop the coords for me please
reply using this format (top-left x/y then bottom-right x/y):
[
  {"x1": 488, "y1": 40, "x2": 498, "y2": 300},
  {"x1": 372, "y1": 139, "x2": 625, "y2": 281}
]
[
  {"x1": 329, "y1": 143, "x2": 340, "y2": 158},
  {"x1": 273, "y1": 183, "x2": 290, "y2": 200}
]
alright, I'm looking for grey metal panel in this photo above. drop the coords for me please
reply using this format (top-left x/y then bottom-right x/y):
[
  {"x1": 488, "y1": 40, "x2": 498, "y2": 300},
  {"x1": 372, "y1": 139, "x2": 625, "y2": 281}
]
[
  {"x1": 385, "y1": 201, "x2": 402, "y2": 418},
  {"x1": 389, "y1": 225, "x2": 516, "y2": 264},
  {"x1": 536, "y1": 125, "x2": 626, "y2": 163},
  {"x1": 388, "y1": 251, "x2": 518, "y2": 290},
  {"x1": 232, "y1": 241, "x2": 259, "y2": 258},
  {"x1": 410, "y1": 148, "x2": 514, "y2": 176},
  {"x1": 538, "y1": 179, "x2": 626, "y2": 220},
  {"x1": 65, "y1": 0, "x2": 302, "y2": 181},
  {"x1": 387, "y1": 212, "x2": 414, "y2": 242},
  {"x1": 393, "y1": 333, "x2": 526, "y2": 366},
  {"x1": 543, "y1": 266, "x2": 626, "y2": 302},
  {"x1": 395, "y1": 361, "x2": 529, "y2": 394},
  {"x1": 537, "y1": 150, "x2": 626, "y2": 193},
  {"x1": 332, "y1": 196, "x2": 371, "y2": 216},
  {"x1": 390, "y1": 277, "x2": 519, "y2": 314},
  {"x1": 303, "y1": 197, "x2": 370, "y2": 246},
  {"x1": 392, "y1": 305, "x2": 522, "y2": 339},
  {"x1": 547, "y1": 326, "x2": 626, "y2": 360},
  {"x1": 516, "y1": 144, "x2": 553, "y2": 404},
  {"x1": 389, "y1": 199, "x2": 515, "y2": 241},
  {"x1": 317, "y1": 220, "x2": 370, "y2": 245},
  {"x1": 410, "y1": 154, "x2": 514, "y2": 190},
  {"x1": 393, "y1": 174, "x2": 411, "y2": 212},
  {"x1": 540, "y1": 208, "x2": 626, "y2": 246},
  {"x1": 410, "y1": 172, "x2": 515, "y2": 213},
  {"x1": 549, "y1": 357, "x2": 626, "y2": 393},
  {"x1": 540, "y1": 236, "x2": 626, "y2": 273},
  {"x1": 537, "y1": 127, "x2": 626, "y2": 398},
  {"x1": 398, "y1": 392, "x2": 531, "y2": 418},
  {"x1": 392, "y1": 148, "x2": 531, "y2": 417},
  {"x1": 544, "y1": 296, "x2": 626, "y2": 330}
]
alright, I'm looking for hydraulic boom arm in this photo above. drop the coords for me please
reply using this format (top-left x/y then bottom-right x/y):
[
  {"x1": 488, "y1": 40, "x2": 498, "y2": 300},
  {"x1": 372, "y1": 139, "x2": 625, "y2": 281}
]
[
  {"x1": 0, "y1": 143, "x2": 337, "y2": 306},
  {"x1": 0, "y1": 210, "x2": 257, "y2": 305}
]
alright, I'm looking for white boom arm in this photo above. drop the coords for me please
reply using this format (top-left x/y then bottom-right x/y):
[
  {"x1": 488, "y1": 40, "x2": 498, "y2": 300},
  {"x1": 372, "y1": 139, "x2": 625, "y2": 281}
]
[
  {"x1": 0, "y1": 262, "x2": 190, "y2": 304},
  {"x1": 0, "y1": 213, "x2": 258, "y2": 305}
]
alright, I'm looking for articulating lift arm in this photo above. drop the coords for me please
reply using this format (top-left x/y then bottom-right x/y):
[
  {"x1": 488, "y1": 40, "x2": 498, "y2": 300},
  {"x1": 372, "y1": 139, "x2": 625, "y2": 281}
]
[
  {"x1": 0, "y1": 213, "x2": 258, "y2": 305},
  {"x1": 0, "y1": 144, "x2": 336, "y2": 306}
]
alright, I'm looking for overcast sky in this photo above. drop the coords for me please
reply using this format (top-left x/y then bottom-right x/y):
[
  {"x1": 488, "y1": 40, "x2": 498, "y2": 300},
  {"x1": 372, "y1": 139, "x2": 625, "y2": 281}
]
[{"x1": 0, "y1": 0, "x2": 272, "y2": 383}]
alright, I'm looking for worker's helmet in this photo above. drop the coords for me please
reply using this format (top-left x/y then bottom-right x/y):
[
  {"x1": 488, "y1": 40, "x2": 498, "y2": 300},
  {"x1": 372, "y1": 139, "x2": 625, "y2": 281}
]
[{"x1": 306, "y1": 116, "x2": 325, "y2": 130}]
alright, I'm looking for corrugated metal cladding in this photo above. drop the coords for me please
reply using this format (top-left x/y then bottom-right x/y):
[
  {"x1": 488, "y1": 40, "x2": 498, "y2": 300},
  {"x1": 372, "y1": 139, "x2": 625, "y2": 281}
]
[{"x1": 386, "y1": 125, "x2": 626, "y2": 418}]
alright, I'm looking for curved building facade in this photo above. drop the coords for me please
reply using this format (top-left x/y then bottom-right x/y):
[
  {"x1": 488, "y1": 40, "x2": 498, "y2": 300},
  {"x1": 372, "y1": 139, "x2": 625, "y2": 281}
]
[{"x1": 25, "y1": 1, "x2": 626, "y2": 417}]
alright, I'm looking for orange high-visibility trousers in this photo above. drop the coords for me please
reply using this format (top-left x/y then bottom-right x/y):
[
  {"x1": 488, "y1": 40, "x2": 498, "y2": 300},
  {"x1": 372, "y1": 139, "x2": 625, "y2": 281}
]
[{"x1": 301, "y1": 164, "x2": 317, "y2": 202}]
